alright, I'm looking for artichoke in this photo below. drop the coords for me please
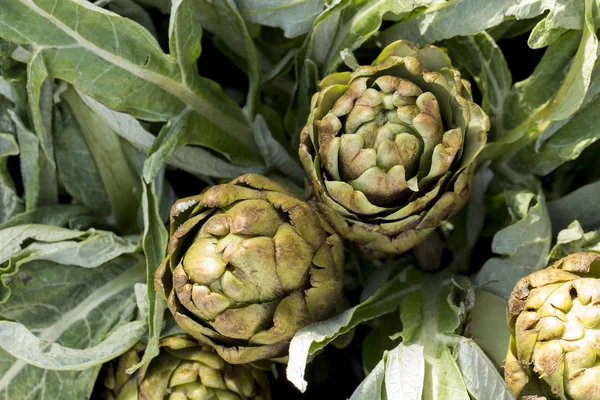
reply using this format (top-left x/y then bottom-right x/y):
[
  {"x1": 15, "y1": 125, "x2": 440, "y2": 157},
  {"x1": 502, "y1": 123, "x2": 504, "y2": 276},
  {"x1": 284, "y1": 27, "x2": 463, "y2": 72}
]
[
  {"x1": 104, "y1": 335, "x2": 270, "y2": 400},
  {"x1": 505, "y1": 252, "x2": 600, "y2": 400},
  {"x1": 155, "y1": 174, "x2": 344, "y2": 364},
  {"x1": 299, "y1": 40, "x2": 489, "y2": 255}
]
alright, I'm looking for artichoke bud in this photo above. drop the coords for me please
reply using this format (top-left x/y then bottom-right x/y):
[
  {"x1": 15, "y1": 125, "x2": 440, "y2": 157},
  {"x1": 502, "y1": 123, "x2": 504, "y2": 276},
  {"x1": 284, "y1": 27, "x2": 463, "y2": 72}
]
[
  {"x1": 155, "y1": 174, "x2": 345, "y2": 364},
  {"x1": 103, "y1": 335, "x2": 270, "y2": 400},
  {"x1": 505, "y1": 252, "x2": 600, "y2": 400},
  {"x1": 299, "y1": 39, "x2": 489, "y2": 256}
]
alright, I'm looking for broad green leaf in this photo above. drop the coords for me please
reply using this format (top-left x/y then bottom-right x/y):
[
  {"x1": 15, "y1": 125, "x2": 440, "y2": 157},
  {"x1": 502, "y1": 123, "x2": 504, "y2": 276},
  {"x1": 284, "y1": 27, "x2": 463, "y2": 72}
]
[
  {"x1": 0, "y1": 255, "x2": 146, "y2": 398},
  {"x1": 547, "y1": 182, "x2": 600, "y2": 234},
  {"x1": 194, "y1": 0, "x2": 285, "y2": 111},
  {"x1": 286, "y1": 272, "x2": 420, "y2": 392},
  {"x1": 528, "y1": 0, "x2": 585, "y2": 48},
  {"x1": 352, "y1": 270, "x2": 477, "y2": 400},
  {"x1": 484, "y1": 0, "x2": 598, "y2": 161},
  {"x1": 57, "y1": 87, "x2": 140, "y2": 234},
  {"x1": 0, "y1": 225, "x2": 139, "y2": 303},
  {"x1": 547, "y1": 220, "x2": 600, "y2": 262},
  {"x1": 465, "y1": 289, "x2": 509, "y2": 368},
  {"x1": 385, "y1": 344, "x2": 426, "y2": 400},
  {"x1": 350, "y1": 355, "x2": 385, "y2": 400},
  {"x1": 0, "y1": 77, "x2": 13, "y2": 101},
  {"x1": 78, "y1": 89, "x2": 266, "y2": 179},
  {"x1": 474, "y1": 178, "x2": 552, "y2": 299},
  {"x1": 234, "y1": 0, "x2": 325, "y2": 39},
  {"x1": 0, "y1": 0, "x2": 262, "y2": 165},
  {"x1": 362, "y1": 311, "x2": 402, "y2": 373},
  {"x1": 442, "y1": 33, "x2": 511, "y2": 141},
  {"x1": 514, "y1": 68, "x2": 600, "y2": 175},
  {"x1": 9, "y1": 110, "x2": 46, "y2": 210},
  {"x1": 380, "y1": 0, "x2": 560, "y2": 46},
  {"x1": 455, "y1": 338, "x2": 513, "y2": 400},
  {"x1": 0, "y1": 224, "x2": 85, "y2": 265},
  {"x1": 0, "y1": 204, "x2": 89, "y2": 229},
  {"x1": 252, "y1": 115, "x2": 304, "y2": 184},
  {"x1": 0, "y1": 133, "x2": 22, "y2": 223},
  {"x1": 25, "y1": 51, "x2": 58, "y2": 208}
]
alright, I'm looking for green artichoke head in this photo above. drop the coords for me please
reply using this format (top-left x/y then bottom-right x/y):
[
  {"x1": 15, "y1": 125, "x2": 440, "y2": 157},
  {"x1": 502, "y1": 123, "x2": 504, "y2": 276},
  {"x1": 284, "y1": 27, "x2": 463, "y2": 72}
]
[
  {"x1": 505, "y1": 252, "x2": 600, "y2": 400},
  {"x1": 299, "y1": 40, "x2": 489, "y2": 255},
  {"x1": 155, "y1": 174, "x2": 345, "y2": 364},
  {"x1": 104, "y1": 335, "x2": 270, "y2": 400}
]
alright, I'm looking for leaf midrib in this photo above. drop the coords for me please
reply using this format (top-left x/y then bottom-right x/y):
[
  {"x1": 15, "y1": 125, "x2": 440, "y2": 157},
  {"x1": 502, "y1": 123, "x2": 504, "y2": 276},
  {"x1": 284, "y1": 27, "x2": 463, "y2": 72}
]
[{"x1": 20, "y1": 0, "x2": 252, "y2": 138}]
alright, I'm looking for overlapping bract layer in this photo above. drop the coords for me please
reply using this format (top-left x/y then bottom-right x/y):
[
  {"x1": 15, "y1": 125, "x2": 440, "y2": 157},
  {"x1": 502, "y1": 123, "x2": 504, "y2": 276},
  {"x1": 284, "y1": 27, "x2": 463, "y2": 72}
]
[
  {"x1": 505, "y1": 252, "x2": 600, "y2": 400},
  {"x1": 299, "y1": 40, "x2": 489, "y2": 255},
  {"x1": 104, "y1": 335, "x2": 270, "y2": 400},
  {"x1": 155, "y1": 174, "x2": 344, "y2": 364}
]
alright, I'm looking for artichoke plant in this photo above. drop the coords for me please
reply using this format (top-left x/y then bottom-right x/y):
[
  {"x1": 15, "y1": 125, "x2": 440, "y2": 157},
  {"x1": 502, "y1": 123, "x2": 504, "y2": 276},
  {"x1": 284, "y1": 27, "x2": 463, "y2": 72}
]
[
  {"x1": 104, "y1": 335, "x2": 270, "y2": 400},
  {"x1": 505, "y1": 252, "x2": 600, "y2": 400},
  {"x1": 299, "y1": 40, "x2": 489, "y2": 255},
  {"x1": 155, "y1": 174, "x2": 345, "y2": 364}
]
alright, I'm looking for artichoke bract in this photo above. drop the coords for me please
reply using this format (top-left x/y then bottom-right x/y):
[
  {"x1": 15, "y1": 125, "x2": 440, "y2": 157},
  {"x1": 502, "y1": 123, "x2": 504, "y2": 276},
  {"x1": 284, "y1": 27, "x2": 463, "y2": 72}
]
[
  {"x1": 299, "y1": 40, "x2": 489, "y2": 255},
  {"x1": 505, "y1": 252, "x2": 600, "y2": 400},
  {"x1": 104, "y1": 335, "x2": 270, "y2": 400},
  {"x1": 155, "y1": 174, "x2": 344, "y2": 364}
]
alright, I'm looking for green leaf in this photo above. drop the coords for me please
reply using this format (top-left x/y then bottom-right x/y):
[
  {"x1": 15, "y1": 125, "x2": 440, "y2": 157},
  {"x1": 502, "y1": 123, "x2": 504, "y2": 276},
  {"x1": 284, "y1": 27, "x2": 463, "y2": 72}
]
[
  {"x1": 286, "y1": 271, "x2": 420, "y2": 392},
  {"x1": 528, "y1": 0, "x2": 585, "y2": 48},
  {"x1": 234, "y1": 0, "x2": 325, "y2": 39},
  {"x1": 474, "y1": 178, "x2": 552, "y2": 299},
  {"x1": 0, "y1": 225, "x2": 139, "y2": 303},
  {"x1": 78, "y1": 90, "x2": 265, "y2": 179},
  {"x1": 0, "y1": 204, "x2": 89, "y2": 229},
  {"x1": 380, "y1": 0, "x2": 558, "y2": 46},
  {"x1": 351, "y1": 270, "x2": 488, "y2": 400},
  {"x1": 0, "y1": 0, "x2": 262, "y2": 165},
  {"x1": 465, "y1": 289, "x2": 509, "y2": 368},
  {"x1": 252, "y1": 115, "x2": 304, "y2": 184},
  {"x1": 455, "y1": 338, "x2": 513, "y2": 400},
  {"x1": 484, "y1": 0, "x2": 598, "y2": 161},
  {"x1": 514, "y1": 69, "x2": 600, "y2": 175},
  {"x1": 0, "y1": 255, "x2": 146, "y2": 398},
  {"x1": 56, "y1": 87, "x2": 141, "y2": 234},
  {"x1": 25, "y1": 51, "x2": 58, "y2": 207},
  {"x1": 0, "y1": 133, "x2": 22, "y2": 223},
  {"x1": 547, "y1": 220, "x2": 600, "y2": 263},
  {"x1": 547, "y1": 182, "x2": 600, "y2": 234}
]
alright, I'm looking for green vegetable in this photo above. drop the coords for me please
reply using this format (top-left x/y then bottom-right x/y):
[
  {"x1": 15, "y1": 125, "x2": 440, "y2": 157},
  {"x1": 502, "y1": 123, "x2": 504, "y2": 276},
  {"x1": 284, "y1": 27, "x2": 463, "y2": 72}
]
[
  {"x1": 155, "y1": 174, "x2": 344, "y2": 364},
  {"x1": 104, "y1": 335, "x2": 270, "y2": 400},
  {"x1": 505, "y1": 252, "x2": 600, "y2": 400},
  {"x1": 299, "y1": 40, "x2": 489, "y2": 255}
]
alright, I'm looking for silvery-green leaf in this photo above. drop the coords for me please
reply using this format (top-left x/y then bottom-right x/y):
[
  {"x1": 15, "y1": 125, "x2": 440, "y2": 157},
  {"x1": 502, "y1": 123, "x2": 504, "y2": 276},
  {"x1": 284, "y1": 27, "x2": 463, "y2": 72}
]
[
  {"x1": 455, "y1": 338, "x2": 513, "y2": 400},
  {"x1": 0, "y1": 133, "x2": 22, "y2": 223},
  {"x1": 474, "y1": 178, "x2": 551, "y2": 299},
  {"x1": 234, "y1": 0, "x2": 325, "y2": 39},
  {"x1": 78, "y1": 90, "x2": 265, "y2": 179},
  {"x1": 56, "y1": 87, "x2": 140, "y2": 233},
  {"x1": 380, "y1": 0, "x2": 561, "y2": 46},
  {"x1": 548, "y1": 182, "x2": 600, "y2": 234},
  {"x1": 0, "y1": 255, "x2": 146, "y2": 398},
  {"x1": 0, "y1": 0, "x2": 262, "y2": 165}
]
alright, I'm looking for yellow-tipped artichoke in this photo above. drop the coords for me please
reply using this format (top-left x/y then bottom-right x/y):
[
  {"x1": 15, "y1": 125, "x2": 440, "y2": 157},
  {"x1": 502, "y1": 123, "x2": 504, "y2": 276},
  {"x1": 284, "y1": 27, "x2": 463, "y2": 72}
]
[
  {"x1": 104, "y1": 335, "x2": 270, "y2": 400},
  {"x1": 505, "y1": 252, "x2": 600, "y2": 400},
  {"x1": 155, "y1": 174, "x2": 344, "y2": 364},
  {"x1": 299, "y1": 40, "x2": 489, "y2": 255}
]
